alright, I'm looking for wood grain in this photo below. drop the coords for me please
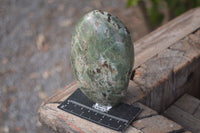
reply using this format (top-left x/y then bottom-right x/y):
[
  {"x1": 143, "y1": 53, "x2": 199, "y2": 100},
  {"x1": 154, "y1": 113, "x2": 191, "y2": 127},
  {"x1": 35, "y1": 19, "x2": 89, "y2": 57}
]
[
  {"x1": 133, "y1": 115, "x2": 183, "y2": 133},
  {"x1": 41, "y1": 81, "x2": 77, "y2": 106},
  {"x1": 194, "y1": 105, "x2": 200, "y2": 120},
  {"x1": 134, "y1": 102, "x2": 158, "y2": 120},
  {"x1": 128, "y1": 28, "x2": 200, "y2": 112},
  {"x1": 174, "y1": 94, "x2": 200, "y2": 115},
  {"x1": 123, "y1": 7, "x2": 200, "y2": 112},
  {"x1": 163, "y1": 93, "x2": 200, "y2": 133},
  {"x1": 133, "y1": 7, "x2": 200, "y2": 69},
  {"x1": 164, "y1": 105, "x2": 200, "y2": 133}
]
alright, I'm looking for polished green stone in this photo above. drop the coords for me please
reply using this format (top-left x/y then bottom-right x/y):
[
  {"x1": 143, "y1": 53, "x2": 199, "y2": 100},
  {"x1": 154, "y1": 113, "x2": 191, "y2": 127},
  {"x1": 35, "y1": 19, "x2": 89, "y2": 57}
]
[{"x1": 71, "y1": 10, "x2": 134, "y2": 106}]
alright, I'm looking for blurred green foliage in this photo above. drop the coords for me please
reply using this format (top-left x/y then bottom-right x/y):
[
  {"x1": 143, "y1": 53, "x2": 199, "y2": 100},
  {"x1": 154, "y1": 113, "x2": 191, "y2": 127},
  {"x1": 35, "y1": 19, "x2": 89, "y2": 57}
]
[
  {"x1": 127, "y1": 0, "x2": 200, "y2": 29},
  {"x1": 127, "y1": 0, "x2": 141, "y2": 6}
]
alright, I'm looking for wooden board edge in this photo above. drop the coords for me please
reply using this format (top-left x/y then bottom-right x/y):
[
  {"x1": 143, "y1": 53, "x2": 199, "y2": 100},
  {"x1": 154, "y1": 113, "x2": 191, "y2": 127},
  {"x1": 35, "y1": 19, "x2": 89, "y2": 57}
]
[
  {"x1": 41, "y1": 81, "x2": 77, "y2": 106},
  {"x1": 133, "y1": 7, "x2": 200, "y2": 70}
]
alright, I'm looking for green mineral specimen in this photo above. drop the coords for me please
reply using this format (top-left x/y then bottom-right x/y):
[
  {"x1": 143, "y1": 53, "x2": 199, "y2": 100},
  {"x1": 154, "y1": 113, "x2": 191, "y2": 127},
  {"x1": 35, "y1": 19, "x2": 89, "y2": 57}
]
[{"x1": 71, "y1": 10, "x2": 134, "y2": 106}]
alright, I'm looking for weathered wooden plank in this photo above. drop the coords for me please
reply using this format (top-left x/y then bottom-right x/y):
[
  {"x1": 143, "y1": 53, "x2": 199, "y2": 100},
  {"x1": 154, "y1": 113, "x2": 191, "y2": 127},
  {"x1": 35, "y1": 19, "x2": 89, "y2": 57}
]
[
  {"x1": 134, "y1": 102, "x2": 158, "y2": 120},
  {"x1": 128, "y1": 8, "x2": 200, "y2": 112},
  {"x1": 194, "y1": 105, "x2": 200, "y2": 120},
  {"x1": 42, "y1": 81, "x2": 77, "y2": 106},
  {"x1": 125, "y1": 8, "x2": 200, "y2": 112},
  {"x1": 163, "y1": 105, "x2": 200, "y2": 133},
  {"x1": 174, "y1": 94, "x2": 200, "y2": 115},
  {"x1": 126, "y1": 28, "x2": 200, "y2": 112},
  {"x1": 134, "y1": 7, "x2": 200, "y2": 69},
  {"x1": 39, "y1": 93, "x2": 185, "y2": 133},
  {"x1": 133, "y1": 115, "x2": 183, "y2": 133},
  {"x1": 39, "y1": 89, "x2": 156, "y2": 133}
]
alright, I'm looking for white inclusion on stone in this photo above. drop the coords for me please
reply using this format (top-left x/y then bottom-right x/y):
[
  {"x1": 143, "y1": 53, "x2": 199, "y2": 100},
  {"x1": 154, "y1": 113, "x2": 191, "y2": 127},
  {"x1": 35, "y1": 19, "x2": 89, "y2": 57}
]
[
  {"x1": 86, "y1": 13, "x2": 92, "y2": 21},
  {"x1": 93, "y1": 103, "x2": 112, "y2": 112}
]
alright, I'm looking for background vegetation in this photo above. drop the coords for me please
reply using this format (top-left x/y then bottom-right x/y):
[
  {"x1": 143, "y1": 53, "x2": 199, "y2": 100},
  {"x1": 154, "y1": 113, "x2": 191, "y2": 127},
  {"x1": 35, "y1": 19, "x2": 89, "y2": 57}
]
[{"x1": 127, "y1": 0, "x2": 200, "y2": 29}]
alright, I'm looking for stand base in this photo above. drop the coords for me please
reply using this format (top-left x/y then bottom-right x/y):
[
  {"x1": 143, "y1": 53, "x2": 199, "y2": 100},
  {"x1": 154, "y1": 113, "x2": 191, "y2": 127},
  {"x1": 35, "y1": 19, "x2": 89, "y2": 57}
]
[{"x1": 58, "y1": 88, "x2": 141, "y2": 132}]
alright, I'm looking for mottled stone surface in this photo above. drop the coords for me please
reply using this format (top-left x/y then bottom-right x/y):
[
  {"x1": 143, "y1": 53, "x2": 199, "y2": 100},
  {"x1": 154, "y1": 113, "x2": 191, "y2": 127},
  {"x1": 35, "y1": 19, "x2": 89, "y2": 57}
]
[{"x1": 71, "y1": 10, "x2": 134, "y2": 106}]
